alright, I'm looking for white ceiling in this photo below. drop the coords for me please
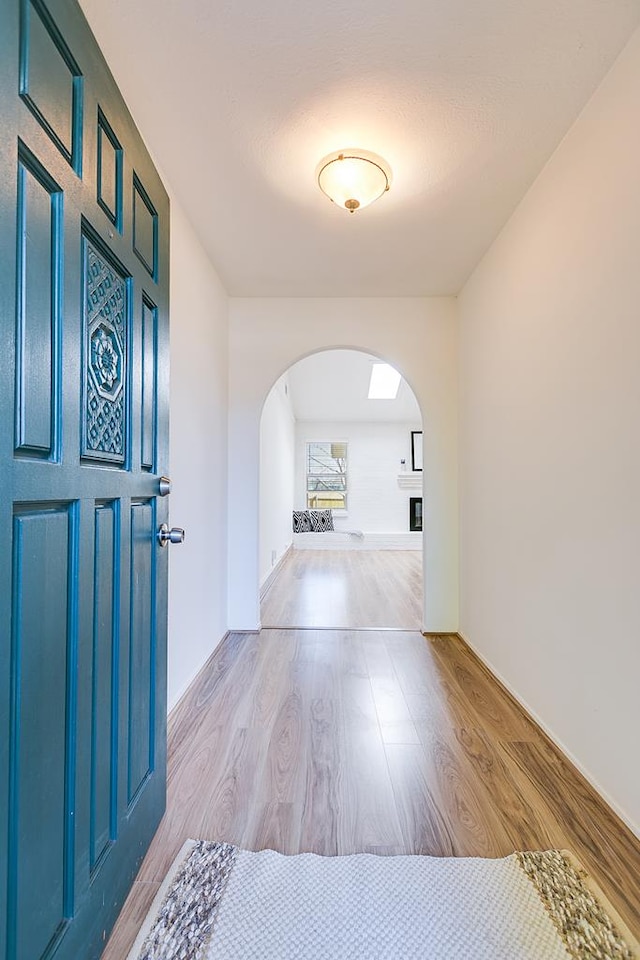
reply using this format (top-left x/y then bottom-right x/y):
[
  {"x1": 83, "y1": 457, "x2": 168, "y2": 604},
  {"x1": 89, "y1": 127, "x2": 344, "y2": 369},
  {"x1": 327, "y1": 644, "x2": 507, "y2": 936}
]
[
  {"x1": 79, "y1": 0, "x2": 640, "y2": 297},
  {"x1": 287, "y1": 351, "x2": 421, "y2": 422}
]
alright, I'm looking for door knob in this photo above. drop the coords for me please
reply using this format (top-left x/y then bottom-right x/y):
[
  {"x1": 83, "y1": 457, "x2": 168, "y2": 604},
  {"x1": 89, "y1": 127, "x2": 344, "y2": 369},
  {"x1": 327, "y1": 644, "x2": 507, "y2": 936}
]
[
  {"x1": 157, "y1": 523, "x2": 185, "y2": 547},
  {"x1": 158, "y1": 476, "x2": 172, "y2": 496}
]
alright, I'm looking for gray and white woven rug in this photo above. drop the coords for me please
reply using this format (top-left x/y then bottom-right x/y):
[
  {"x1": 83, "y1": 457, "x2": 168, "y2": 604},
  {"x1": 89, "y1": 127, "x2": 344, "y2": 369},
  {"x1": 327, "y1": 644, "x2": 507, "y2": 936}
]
[{"x1": 127, "y1": 841, "x2": 638, "y2": 960}]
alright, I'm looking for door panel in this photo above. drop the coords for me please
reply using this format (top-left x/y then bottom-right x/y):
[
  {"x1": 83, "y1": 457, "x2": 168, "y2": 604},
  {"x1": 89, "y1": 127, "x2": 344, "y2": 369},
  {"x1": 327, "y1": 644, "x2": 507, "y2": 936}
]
[
  {"x1": 1, "y1": 0, "x2": 170, "y2": 955},
  {"x1": 19, "y1": 0, "x2": 83, "y2": 172},
  {"x1": 140, "y1": 296, "x2": 157, "y2": 473},
  {"x1": 15, "y1": 142, "x2": 62, "y2": 460},
  {"x1": 127, "y1": 499, "x2": 156, "y2": 807},
  {"x1": 132, "y1": 175, "x2": 157, "y2": 279},
  {"x1": 9, "y1": 503, "x2": 78, "y2": 960},
  {"x1": 90, "y1": 499, "x2": 118, "y2": 874},
  {"x1": 96, "y1": 109, "x2": 122, "y2": 230}
]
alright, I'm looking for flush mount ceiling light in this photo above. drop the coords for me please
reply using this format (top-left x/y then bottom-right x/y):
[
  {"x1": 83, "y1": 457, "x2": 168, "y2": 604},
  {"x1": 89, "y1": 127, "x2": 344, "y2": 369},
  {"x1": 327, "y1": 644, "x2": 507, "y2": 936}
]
[
  {"x1": 368, "y1": 363, "x2": 401, "y2": 399},
  {"x1": 316, "y1": 149, "x2": 391, "y2": 213}
]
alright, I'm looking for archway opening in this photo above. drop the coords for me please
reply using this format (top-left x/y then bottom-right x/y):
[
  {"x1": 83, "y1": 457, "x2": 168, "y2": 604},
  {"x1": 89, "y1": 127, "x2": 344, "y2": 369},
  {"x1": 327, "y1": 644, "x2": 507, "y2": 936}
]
[{"x1": 258, "y1": 349, "x2": 424, "y2": 630}]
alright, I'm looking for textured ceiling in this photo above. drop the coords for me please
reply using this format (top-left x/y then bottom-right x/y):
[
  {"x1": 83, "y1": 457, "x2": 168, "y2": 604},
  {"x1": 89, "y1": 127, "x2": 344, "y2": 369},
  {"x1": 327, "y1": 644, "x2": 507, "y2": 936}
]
[
  {"x1": 79, "y1": 0, "x2": 640, "y2": 296},
  {"x1": 287, "y1": 351, "x2": 421, "y2": 422}
]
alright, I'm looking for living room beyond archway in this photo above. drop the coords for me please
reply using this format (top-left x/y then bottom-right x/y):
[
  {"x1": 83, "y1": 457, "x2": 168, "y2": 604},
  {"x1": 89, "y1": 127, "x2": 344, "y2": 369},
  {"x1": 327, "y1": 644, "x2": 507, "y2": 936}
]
[{"x1": 258, "y1": 349, "x2": 424, "y2": 629}]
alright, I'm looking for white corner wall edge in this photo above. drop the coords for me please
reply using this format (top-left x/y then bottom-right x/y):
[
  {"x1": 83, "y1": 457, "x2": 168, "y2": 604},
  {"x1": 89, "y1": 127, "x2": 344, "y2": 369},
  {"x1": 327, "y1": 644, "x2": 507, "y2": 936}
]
[{"x1": 458, "y1": 630, "x2": 640, "y2": 841}]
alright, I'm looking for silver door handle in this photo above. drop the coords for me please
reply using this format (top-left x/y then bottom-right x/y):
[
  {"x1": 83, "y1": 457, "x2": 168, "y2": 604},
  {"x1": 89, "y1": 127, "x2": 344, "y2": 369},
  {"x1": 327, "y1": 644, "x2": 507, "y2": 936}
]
[
  {"x1": 158, "y1": 476, "x2": 172, "y2": 496},
  {"x1": 158, "y1": 524, "x2": 185, "y2": 547}
]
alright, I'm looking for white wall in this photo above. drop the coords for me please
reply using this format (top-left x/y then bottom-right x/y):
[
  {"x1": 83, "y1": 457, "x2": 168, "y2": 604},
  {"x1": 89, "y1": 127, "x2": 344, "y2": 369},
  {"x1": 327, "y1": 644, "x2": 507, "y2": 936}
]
[
  {"x1": 458, "y1": 27, "x2": 640, "y2": 834},
  {"x1": 167, "y1": 193, "x2": 229, "y2": 711},
  {"x1": 259, "y1": 375, "x2": 295, "y2": 585},
  {"x1": 295, "y1": 421, "x2": 422, "y2": 532},
  {"x1": 228, "y1": 298, "x2": 458, "y2": 632}
]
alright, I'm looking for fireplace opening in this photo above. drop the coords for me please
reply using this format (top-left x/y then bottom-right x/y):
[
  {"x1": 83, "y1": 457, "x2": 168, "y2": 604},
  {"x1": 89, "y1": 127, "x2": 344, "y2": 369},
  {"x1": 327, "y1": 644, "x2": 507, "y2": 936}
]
[{"x1": 409, "y1": 497, "x2": 422, "y2": 532}]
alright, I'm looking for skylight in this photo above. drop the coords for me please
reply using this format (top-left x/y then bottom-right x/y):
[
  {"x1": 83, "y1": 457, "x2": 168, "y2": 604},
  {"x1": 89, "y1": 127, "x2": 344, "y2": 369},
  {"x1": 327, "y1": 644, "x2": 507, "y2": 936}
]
[{"x1": 368, "y1": 363, "x2": 401, "y2": 400}]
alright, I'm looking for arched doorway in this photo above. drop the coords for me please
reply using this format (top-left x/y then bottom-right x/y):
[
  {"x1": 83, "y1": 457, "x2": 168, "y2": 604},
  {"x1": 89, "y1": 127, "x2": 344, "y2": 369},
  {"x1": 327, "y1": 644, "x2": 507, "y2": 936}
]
[{"x1": 258, "y1": 349, "x2": 424, "y2": 629}]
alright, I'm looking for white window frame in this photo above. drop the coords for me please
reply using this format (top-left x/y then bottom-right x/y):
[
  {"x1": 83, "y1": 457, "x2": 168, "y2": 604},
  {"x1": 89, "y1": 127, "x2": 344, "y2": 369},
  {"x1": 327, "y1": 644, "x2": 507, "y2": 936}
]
[{"x1": 305, "y1": 439, "x2": 348, "y2": 514}]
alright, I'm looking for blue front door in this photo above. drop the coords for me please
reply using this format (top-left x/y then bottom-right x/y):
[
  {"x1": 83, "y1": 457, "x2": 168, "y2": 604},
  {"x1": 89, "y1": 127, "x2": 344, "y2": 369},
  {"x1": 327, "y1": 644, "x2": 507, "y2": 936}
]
[{"x1": 0, "y1": 0, "x2": 170, "y2": 956}]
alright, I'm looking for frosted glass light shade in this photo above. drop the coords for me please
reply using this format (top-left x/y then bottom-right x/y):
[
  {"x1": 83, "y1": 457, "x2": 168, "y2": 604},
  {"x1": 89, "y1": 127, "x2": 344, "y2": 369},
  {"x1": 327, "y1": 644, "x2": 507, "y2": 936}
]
[{"x1": 317, "y1": 150, "x2": 391, "y2": 213}]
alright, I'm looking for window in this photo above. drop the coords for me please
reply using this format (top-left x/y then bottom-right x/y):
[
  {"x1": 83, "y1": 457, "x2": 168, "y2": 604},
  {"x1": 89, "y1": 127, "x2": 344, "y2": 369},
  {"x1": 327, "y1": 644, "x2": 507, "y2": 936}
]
[{"x1": 306, "y1": 441, "x2": 347, "y2": 510}]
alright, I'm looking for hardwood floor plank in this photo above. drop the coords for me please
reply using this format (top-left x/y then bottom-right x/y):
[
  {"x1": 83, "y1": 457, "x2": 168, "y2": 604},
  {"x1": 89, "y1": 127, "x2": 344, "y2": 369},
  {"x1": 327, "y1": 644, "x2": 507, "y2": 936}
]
[
  {"x1": 263, "y1": 688, "x2": 307, "y2": 804},
  {"x1": 337, "y1": 672, "x2": 406, "y2": 851},
  {"x1": 249, "y1": 630, "x2": 301, "y2": 728},
  {"x1": 386, "y1": 633, "x2": 443, "y2": 698},
  {"x1": 453, "y1": 725, "x2": 565, "y2": 851},
  {"x1": 417, "y1": 727, "x2": 513, "y2": 857},
  {"x1": 339, "y1": 725, "x2": 406, "y2": 852},
  {"x1": 337, "y1": 629, "x2": 369, "y2": 679},
  {"x1": 340, "y1": 674, "x2": 380, "y2": 731},
  {"x1": 370, "y1": 676, "x2": 422, "y2": 744},
  {"x1": 362, "y1": 634, "x2": 396, "y2": 679},
  {"x1": 299, "y1": 698, "x2": 344, "y2": 855},
  {"x1": 197, "y1": 725, "x2": 271, "y2": 845},
  {"x1": 245, "y1": 801, "x2": 303, "y2": 855},
  {"x1": 384, "y1": 743, "x2": 455, "y2": 855}
]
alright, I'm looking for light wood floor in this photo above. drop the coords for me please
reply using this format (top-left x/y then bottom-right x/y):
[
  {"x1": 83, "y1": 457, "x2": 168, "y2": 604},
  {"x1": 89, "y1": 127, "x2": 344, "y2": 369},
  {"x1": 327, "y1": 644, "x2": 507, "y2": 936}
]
[
  {"x1": 261, "y1": 549, "x2": 423, "y2": 629},
  {"x1": 103, "y1": 628, "x2": 640, "y2": 957}
]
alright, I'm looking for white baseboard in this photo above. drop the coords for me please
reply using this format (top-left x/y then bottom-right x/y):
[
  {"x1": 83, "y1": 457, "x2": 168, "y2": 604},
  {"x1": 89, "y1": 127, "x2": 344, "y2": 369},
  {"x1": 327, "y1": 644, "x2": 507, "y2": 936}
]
[
  {"x1": 260, "y1": 544, "x2": 293, "y2": 599},
  {"x1": 293, "y1": 531, "x2": 422, "y2": 551},
  {"x1": 458, "y1": 630, "x2": 640, "y2": 841}
]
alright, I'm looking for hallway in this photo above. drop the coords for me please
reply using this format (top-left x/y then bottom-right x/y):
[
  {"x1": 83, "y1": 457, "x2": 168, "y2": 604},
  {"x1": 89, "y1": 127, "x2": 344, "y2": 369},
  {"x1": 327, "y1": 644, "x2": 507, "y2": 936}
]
[{"x1": 103, "y1": 626, "x2": 640, "y2": 957}]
